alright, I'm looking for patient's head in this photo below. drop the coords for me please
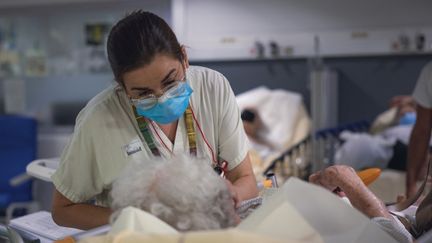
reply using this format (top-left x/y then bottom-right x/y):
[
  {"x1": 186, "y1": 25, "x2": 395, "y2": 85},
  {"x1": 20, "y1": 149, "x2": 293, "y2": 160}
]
[
  {"x1": 241, "y1": 108, "x2": 265, "y2": 139},
  {"x1": 110, "y1": 154, "x2": 238, "y2": 231}
]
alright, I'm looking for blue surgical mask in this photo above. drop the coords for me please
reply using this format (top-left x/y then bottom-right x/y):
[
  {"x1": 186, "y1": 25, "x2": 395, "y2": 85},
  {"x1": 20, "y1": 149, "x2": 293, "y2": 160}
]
[
  {"x1": 399, "y1": 112, "x2": 416, "y2": 126},
  {"x1": 133, "y1": 82, "x2": 193, "y2": 124}
]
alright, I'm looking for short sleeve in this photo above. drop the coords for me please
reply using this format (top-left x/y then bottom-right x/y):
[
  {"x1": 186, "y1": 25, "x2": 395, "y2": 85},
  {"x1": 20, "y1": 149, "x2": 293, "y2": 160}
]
[
  {"x1": 216, "y1": 74, "x2": 250, "y2": 171},
  {"x1": 51, "y1": 121, "x2": 104, "y2": 203},
  {"x1": 413, "y1": 62, "x2": 432, "y2": 109}
]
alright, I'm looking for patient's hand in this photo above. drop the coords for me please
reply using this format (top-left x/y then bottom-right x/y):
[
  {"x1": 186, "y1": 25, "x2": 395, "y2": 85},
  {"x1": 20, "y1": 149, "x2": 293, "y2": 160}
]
[
  {"x1": 309, "y1": 165, "x2": 361, "y2": 194},
  {"x1": 310, "y1": 165, "x2": 391, "y2": 219}
]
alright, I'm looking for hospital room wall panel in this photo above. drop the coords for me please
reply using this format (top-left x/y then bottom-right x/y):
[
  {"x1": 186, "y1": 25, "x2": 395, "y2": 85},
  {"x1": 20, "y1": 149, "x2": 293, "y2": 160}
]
[
  {"x1": 176, "y1": 0, "x2": 432, "y2": 60},
  {"x1": 1, "y1": 0, "x2": 432, "y2": 127},
  {"x1": 192, "y1": 54, "x2": 432, "y2": 124},
  {"x1": 193, "y1": 59, "x2": 311, "y2": 107},
  {"x1": 1, "y1": 54, "x2": 429, "y2": 126},
  {"x1": 327, "y1": 55, "x2": 432, "y2": 123}
]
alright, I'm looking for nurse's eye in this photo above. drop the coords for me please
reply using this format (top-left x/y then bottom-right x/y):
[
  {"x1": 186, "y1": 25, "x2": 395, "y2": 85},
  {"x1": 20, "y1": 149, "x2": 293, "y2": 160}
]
[
  {"x1": 163, "y1": 80, "x2": 176, "y2": 91},
  {"x1": 137, "y1": 91, "x2": 154, "y2": 98}
]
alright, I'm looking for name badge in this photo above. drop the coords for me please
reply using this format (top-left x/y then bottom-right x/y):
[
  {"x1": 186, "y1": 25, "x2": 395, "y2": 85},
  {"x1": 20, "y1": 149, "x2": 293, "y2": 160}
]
[{"x1": 122, "y1": 139, "x2": 143, "y2": 157}]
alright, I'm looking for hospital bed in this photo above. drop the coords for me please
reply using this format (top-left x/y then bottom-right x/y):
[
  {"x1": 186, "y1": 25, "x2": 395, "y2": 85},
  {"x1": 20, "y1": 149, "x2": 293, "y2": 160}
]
[
  {"x1": 235, "y1": 86, "x2": 410, "y2": 204},
  {"x1": 263, "y1": 121, "x2": 370, "y2": 182},
  {"x1": 235, "y1": 86, "x2": 311, "y2": 181},
  {"x1": 262, "y1": 119, "x2": 412, "y2": 205}
]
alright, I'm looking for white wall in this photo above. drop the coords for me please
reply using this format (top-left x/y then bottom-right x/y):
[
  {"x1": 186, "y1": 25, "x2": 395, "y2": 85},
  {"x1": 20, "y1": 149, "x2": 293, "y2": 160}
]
[
  {"x1": 173, "y1": 0, "x2": 432, "y2": 60},
  {"x1": 0, "y1": 0, "x2": 171, "y2": 122},
  {"x1": 2, "y1": 0, "x2": 432, "y2": 120}
]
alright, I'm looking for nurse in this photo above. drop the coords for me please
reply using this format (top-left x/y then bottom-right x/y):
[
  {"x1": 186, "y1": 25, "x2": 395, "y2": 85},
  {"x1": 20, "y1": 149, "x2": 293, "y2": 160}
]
[{"x1": 51, "y1": 10, "x2": 258, "y2": 229}]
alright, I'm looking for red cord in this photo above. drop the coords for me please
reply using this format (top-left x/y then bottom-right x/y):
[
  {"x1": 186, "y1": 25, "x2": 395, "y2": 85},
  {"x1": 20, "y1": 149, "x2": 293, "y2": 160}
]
[{"x1": 190, "y1": 105, "x2": 227, "y2": 168}]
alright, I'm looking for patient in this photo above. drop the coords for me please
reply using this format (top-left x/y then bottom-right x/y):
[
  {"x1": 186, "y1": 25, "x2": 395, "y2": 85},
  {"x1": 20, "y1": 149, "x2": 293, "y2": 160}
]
[
  {"x1": 370, "y1": 95, "x2": 416, "y2": 135},
  {"x1": 110, "y1": 155, "x2": 239, "y2": 231},
  {"x1": 110, "y1": 154, "x2": 413, "y2": 242},
  {"x1": 336, "y1": 95, "x2": 419, "y2": 172},
  {"x1": 241, "y1": 108, "x2": 276, "y2": 159}
]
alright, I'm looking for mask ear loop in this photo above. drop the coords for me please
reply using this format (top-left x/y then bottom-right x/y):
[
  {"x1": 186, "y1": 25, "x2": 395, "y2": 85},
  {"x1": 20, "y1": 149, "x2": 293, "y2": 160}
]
[{"x1": 189, "y1": 104, "x2": 228, "y2": 177}]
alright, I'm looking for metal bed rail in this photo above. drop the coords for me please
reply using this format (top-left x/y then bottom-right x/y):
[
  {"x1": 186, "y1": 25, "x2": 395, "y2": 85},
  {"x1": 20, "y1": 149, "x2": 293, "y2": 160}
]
[{"x1": 263, "y1": 121, "x2": 370, "y2": 183}]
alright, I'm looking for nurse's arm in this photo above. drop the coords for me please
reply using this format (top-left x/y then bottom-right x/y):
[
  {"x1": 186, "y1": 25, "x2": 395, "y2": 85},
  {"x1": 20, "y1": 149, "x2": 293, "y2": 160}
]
[
  {"x1": 406, "y1": 104, "x2": 432, "y2": 198},
  {"x1": 225, "y1": 153, "x2": 259, "y2": 204},
  {"x1": 52, "y1": 189, "x2": 111, "y2": 230}
]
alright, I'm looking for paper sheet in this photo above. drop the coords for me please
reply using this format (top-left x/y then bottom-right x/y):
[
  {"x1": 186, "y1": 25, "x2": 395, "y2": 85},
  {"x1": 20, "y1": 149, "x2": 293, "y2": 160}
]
[
  {"x1": 9, "y1": 211, "x2": 83, "y2": 240},
  {"x1": 239, "y1": 178, "x2": 397, "y2": 243},
  {"x1": 109, "y1": 206, "x2": 178, "y2": 235}
]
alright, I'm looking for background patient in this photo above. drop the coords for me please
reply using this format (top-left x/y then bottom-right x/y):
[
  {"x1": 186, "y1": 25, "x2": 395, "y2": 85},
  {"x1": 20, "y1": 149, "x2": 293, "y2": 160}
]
[{"x1": 110, "y1": 155, "x2": 239, "y2": 231}]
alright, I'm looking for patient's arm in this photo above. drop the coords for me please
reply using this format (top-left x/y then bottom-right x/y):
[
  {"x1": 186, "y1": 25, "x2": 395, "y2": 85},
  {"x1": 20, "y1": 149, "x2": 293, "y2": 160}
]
[
  {"x1": 51, "y1": 189, "x2": 111, "y2": 230},
  {"x1": 309, "y1": 165, "x2": 391, "y2": 219}
]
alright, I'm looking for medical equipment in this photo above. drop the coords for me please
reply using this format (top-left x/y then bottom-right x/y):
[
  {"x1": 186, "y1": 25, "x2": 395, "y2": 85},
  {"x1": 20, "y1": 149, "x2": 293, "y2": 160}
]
[
  {"x1": 265, "y1": 173, "x2": 278, "y2": 188},
  {"x1": 256, "y1": 179, "x2": 273, "y2": 190}
]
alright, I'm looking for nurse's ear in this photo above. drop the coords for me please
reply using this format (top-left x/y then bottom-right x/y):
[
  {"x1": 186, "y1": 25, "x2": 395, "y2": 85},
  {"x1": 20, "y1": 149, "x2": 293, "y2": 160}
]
[{"x1": 181, "y1": 45, "x2": 189, "y2": 69}]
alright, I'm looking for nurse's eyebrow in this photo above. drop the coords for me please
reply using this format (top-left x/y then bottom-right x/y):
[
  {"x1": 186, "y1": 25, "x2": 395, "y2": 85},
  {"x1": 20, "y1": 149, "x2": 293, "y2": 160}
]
[
  {"x1": 131, "y1": 69, "x2": 176, "y2": 91},
  {"x1": 160, "y1": 68, "x2": 176, "y2": 85}
]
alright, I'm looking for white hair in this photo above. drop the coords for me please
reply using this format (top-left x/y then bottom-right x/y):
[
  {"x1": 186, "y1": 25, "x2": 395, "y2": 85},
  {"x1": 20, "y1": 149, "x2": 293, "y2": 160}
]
[{"x1": 110, "y1": 154, "x2": 237, "y2": 231}]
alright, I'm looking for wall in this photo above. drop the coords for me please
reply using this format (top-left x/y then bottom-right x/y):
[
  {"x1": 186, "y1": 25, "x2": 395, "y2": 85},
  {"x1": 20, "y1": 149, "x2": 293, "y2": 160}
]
[
  {"x1": 174, "y1": 0, "x2": 432, "y2": 123},
  {"x1": 0, "y1": 0, "x2": 171, "y2": 124},
  {"x1": 192, "y1": 54, "x2": 432, "y2": 123},
  {"x1": 1, "y1": 0, "x2": 432, "y2": 125},
  {"x1": 328, "y1": 55, "x2": 431, "y2": 123},
  {"x1": 174, "y1": 0, "x2": 432, "y2": 60}
]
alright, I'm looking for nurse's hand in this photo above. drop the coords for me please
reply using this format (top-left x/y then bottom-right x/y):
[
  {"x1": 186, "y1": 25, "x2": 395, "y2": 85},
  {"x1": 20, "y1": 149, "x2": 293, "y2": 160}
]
[
  {"x1": 224, "y1": 153, "x2": 259, "y2": 205},
  {"x1": 52, "y1": 189, "x2": 111, "y2": 230},
  {"x1": 224, "y1": 179, "x2": 240, "y2": 208}
]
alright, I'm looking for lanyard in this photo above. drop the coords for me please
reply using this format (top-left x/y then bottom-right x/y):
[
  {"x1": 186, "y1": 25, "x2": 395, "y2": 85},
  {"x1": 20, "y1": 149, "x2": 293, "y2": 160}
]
[
  {"x1": 132, "y1": 105, "x2": 227, "y2": 177},
  {"x1": 133, "y1": 106, "x2": 197, "y2": 156}
]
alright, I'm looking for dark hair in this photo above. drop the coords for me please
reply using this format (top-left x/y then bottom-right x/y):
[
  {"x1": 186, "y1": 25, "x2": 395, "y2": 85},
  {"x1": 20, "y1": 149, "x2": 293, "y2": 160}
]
[
  {"x1": 241, "y1": 109, "x2": 256, "y2": 122},
  {"x1": 107, "y1": 10, "x2": 184, "y2": 84}
]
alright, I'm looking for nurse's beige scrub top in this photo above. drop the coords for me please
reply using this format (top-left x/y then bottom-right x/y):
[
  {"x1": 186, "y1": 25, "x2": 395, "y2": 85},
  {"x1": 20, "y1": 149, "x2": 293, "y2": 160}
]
[{"x1": 51, "y1": 66, "x2": 250, "y2": 207}]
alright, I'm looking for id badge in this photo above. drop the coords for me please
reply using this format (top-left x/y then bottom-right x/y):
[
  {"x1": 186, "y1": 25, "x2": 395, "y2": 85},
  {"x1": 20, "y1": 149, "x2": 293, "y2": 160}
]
[{"x1": 122, "y1": 139, "x2": 143, "y2": 157}]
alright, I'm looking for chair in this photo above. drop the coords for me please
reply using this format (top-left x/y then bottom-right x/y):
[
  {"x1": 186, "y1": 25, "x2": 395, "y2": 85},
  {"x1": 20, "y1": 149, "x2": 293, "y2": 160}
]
[
  {"x1": 0, "y1": 224, "x2": 24, "y2": 243},
  {"x1": 0, "y1": 115, "x2": 38, "y2": 223}
]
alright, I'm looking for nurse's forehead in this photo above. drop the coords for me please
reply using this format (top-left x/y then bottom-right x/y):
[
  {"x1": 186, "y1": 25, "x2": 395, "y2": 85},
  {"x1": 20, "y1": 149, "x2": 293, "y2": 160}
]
[{"x1": 123, "y1": 55, "x2": 180, "y2": 84}]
